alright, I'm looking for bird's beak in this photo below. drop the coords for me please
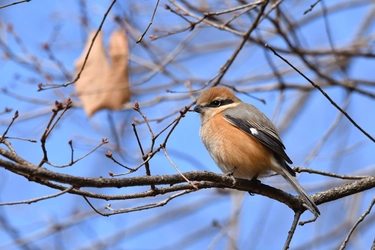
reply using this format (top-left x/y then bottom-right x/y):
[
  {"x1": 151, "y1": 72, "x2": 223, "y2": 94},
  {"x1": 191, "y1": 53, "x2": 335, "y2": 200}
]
[{"x1": 193, "y1": 105, "x2": 203, "y2": 113}]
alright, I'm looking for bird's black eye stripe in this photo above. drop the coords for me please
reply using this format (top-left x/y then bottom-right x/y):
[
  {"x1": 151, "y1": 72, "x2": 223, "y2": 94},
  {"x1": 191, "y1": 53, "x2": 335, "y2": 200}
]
[
  {"x1": 211, "y1": 100, "x2": 221, "y2": 107},
  {"x1": 207, "y1": 99, "x2": 234, "y2": 108}
]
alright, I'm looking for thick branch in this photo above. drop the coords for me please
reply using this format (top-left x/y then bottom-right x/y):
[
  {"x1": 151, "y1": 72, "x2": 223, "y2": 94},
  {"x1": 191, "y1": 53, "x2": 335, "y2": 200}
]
[{"x1": 1, "y1": 148, "x2": 375, "y2": 215}]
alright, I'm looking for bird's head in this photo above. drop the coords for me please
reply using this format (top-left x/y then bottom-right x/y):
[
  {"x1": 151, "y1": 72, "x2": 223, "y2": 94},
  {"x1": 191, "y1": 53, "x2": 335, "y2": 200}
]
[{"x1": 194, "y1": 87, "x2": 241, "y2": 121}]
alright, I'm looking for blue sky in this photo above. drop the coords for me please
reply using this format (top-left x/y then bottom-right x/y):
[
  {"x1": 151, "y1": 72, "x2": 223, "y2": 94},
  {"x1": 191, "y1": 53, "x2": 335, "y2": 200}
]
[{"x1": 1, "y1": 1, "x2": 375, "y2": 249}]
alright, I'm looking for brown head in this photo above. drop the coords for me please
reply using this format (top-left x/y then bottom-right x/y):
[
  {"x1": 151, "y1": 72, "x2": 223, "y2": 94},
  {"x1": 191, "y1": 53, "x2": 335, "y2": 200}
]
[{"x1": 194, "y1": 87, "x2": 241, "y2": 122}]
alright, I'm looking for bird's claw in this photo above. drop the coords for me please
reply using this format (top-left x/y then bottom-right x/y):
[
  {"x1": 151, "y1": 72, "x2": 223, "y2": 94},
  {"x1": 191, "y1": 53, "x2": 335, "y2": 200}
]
[{"x1": 225, "y1": 167, "x2": 237, "y2": 187}]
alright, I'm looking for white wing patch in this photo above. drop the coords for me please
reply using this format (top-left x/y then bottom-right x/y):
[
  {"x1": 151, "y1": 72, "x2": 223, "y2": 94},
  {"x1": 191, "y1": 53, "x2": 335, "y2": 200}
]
[{"x1": 249, "y1": 127, "x2": 258, "y2": 135}]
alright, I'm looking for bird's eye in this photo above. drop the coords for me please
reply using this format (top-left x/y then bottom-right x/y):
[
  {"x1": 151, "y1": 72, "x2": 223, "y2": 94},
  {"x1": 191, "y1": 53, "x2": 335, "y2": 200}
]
[{"x1": 211, "y1": 100, "x2": 221, "y2": 107}]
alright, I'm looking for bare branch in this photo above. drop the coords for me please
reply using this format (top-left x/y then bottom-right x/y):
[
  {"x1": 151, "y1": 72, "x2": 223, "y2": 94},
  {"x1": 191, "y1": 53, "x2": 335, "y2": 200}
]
[
  {"x1": 46, "y1": 138, "x2": 108, "y2": 168},
  {"x1": 0, "y1": 110, "x2": 18, "y2": 143},
  {"x1": 0, "y1": 0, "x2": 30, "y2": 10},
  {"x1": 38, "y1": 99, "x2": 72, "y2": 167},
  {"x1": 339, "y1": 197, "x2": 375, "y2": 250},
  {"x1": 85, "y1": 189, "x2": 194, "y2": 216},
  {"x1": 161, "y1": 145, "x2": 198, "y2": 190},
  {"x1": 0, "y1": 186, "x2": 74, "y2": 206},
  {"x1": 37, "y1": 0, "x2": 118, "y2": 91},
  {"x1": 265, "y1": 44, "x2": 375, "y2": 143},
  {"x1": 283, "y1": 211, "x2": 302, "y2": 250},
  {"x1": 303, "y1": 0, "x2": 321, "y2": 15},
  {"x1": 136, "y1": 0, "x2": 160, "y2": 43}
]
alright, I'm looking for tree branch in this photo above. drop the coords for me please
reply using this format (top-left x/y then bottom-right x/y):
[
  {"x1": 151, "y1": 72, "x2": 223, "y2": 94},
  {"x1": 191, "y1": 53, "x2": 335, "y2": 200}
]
[{"x1": 1, "y1": 148, "x2": 375, "y2": 216}]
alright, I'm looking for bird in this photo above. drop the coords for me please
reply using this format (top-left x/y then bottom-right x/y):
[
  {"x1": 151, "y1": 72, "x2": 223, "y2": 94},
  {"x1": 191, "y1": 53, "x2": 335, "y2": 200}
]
[{"x1": 193, "y1": 86, "x2": 320, "y2": 217}]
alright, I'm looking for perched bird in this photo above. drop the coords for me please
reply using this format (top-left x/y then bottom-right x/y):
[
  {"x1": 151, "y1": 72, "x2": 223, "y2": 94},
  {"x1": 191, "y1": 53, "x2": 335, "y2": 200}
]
[{"x1": 194, "y1": 87, "x2": 320, "y2": 217}]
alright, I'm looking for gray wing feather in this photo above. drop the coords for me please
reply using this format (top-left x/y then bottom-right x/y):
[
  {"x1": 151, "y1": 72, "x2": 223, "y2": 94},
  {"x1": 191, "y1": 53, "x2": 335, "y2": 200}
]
[
  {"x1": 223, "y1": 103, "x2": 320, "y2": 216},
  {"x1": 223, "y1": 103, "x2": 293, "y2": 164}
]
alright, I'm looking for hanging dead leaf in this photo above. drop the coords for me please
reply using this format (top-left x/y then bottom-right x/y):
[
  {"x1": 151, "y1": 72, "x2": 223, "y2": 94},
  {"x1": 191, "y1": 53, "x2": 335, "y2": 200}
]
[
  {"x1": 105, "y1": 30, "x2": 131, "y2": 111},
  {"x1": 74, "y1": 30, "x2": 130, "y2": 117}
]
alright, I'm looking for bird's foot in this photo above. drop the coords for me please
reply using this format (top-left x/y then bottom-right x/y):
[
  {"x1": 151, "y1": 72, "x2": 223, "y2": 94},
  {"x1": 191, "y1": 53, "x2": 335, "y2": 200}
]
[{"x1": 225, "y1": 167, "x2": 237, "y2": 187}]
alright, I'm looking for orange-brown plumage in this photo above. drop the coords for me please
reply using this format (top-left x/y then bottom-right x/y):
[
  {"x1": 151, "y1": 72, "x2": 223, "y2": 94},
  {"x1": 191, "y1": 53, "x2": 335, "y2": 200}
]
[
  {"x1": 200, "y1": 112, "x2": 272, "y2": 178},
  {"x1": 194, "y1": 86, "x2": 320, "y2": 217}
]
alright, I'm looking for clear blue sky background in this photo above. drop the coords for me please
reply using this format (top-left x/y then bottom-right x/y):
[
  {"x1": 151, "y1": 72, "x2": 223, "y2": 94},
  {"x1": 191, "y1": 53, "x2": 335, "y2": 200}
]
[{"x1": 1, "y1": 1, "x2": 375, "y2": 249}]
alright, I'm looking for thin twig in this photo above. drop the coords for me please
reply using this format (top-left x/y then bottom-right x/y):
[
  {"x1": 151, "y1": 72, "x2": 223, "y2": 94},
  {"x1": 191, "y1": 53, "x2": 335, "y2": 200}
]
[
  {"x1": 109, "y1": 154, "x2": 153, "y2": 177},
  {"x1": 0, "y1": 110, "x2": 18, "y2": 143},
  {"x1": 68, "y1": 140, "x2": 74, "y2": 163},
  {"x1": 161, "y1": 146, "x2": 198, "y2": 190},
  {"x1": 84, "y1": 190, "x2": 194, "y2": 216},
  {"x1": 46, "y1": 138, "x2": 108, "y2": 168},
  {"x1": 169, "y1": 0, "x2": 244, "y2": 36},
  {"x1": 38, "y1": 0, "x2": 117, "y2": 91},
  {"x1": 304, "y1": 0, "x2": 321, "y2": 15},
  {"x1": 213, "y1": 1, "x2": 268, "y2": 86},
  {"x1": 1, "y1": 139, "x2": 17, "y2": 155},
  {"x1": 3, "y1": 136, "x2": 36, "y2": 142},
  {"x1": 133, "y1": 101, "x2": 155, "y2": 149},
  {"x1": 106, "y1": 151, "x2": 136, "y2": 173},
  {"x1": 265, "y1": 44, "x2": 375, "y2": 143},
  {"x1": 0, "y1": 186, "x2": 73, "y2": 206},
  {"x1": 299, "y1": 214, "x2": 318, "y2": 226},
  {"x1": 131, "y1": 122, "x2": 154, "y2": 177},
  {"x1": 339, "y1": 197, "x2": 375, "y2": 250},
  {"x1": 137, "y1": 0, "x2": 160, "y2": 43},
  {"x1": 38, "y1": 99, "x2": 72, "y2": 167},
  {"x1": 132, "y1": 102, "x2": 155, "y2": 189},
  {"x1": 283, "y1": 211, "x2": 302, "y2": 250},
  {"x1": 0, "y1": 0, "x2": 31, "y2": 10},
  {"x1": 161, "y1": 106, "x2": 191, "y2": 146},
  {"x1": 204, "y1": 0, "x2": 265, "y2": 16},
  {"x1": 294, "y1": 167, "x2": 367, "y2": 180}
]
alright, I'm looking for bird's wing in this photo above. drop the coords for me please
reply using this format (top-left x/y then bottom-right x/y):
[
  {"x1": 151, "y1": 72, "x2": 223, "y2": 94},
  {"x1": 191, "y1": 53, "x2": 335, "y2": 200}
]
[{"x1": 223, "y1": 104, "x2": 293, "y2": 165}]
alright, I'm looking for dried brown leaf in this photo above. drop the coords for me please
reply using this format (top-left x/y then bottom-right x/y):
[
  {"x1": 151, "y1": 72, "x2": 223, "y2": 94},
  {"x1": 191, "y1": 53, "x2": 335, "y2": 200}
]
[
  {"x1": 105, "y1": 30, "x2": 131, "y2": 111},
  {"x1": 74, "y1": 30, "x2": 130, "y2": 117}
]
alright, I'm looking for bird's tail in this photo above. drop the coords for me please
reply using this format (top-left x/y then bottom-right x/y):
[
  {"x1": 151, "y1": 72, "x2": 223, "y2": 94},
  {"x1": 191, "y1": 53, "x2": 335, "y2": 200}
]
[{"x1": 280, "y1": 167, "x2": 320, "y2": 217}]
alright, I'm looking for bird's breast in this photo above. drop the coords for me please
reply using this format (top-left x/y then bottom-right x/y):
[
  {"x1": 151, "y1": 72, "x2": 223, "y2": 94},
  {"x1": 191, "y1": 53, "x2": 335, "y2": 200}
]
[{"x1": 200, "y1": 113, "x2": 273, "y2": 178}]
